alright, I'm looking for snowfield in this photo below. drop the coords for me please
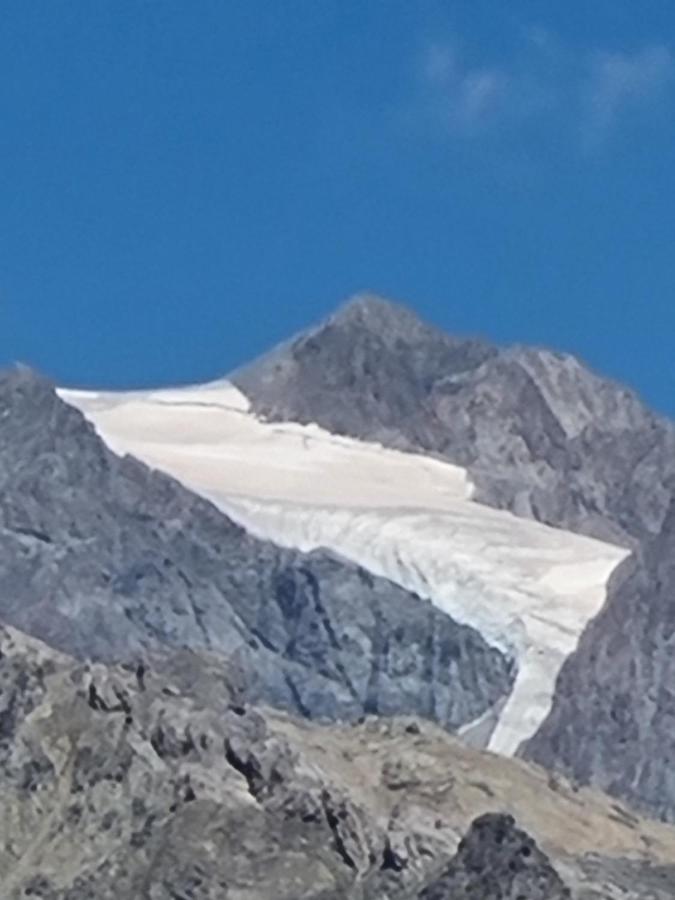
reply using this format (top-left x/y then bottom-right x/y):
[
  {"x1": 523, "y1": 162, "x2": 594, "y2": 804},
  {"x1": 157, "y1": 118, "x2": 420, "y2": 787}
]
[{"x1": 59, "y1": 380, "x2": 629, "y2": 755}]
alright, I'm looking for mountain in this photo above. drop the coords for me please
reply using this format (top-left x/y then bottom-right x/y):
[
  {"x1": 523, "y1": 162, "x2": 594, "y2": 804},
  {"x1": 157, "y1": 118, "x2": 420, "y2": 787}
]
[
  {"x1": 58, "y1": 294, "x2": 675, "y2": 818},
  {"x1": 5, "y1": 292, "x2": 675, "y2": 895},
  {"x1": 54, "y1": 294, "x2": 675, "y2": 816}
]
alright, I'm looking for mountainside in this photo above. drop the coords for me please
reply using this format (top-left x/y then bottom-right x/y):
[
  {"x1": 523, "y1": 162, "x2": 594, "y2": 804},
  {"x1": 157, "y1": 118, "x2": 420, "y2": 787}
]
[
  {"x1": 230, "y1": 294, "x2": 675, "y2": 824},
  {"x1": 3, "y1": 622, "x2": 675, "y2": 899},
  {"x1": 0, "y1": 365, "x2": 512, "y2": 732},
  {"x1": 232, "y1": 294, "x2": 497, "y2": 461}
]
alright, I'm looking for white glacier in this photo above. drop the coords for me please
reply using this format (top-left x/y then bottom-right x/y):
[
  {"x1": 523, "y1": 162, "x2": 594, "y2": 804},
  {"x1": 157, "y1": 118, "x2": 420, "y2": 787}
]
[{"x1": 58, "y1": 379, "x2": 629, "y2": 755}]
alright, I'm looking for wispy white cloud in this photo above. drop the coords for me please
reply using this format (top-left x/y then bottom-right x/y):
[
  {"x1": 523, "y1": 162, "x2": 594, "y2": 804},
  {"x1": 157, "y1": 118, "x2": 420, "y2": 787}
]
[
  {"x1": 456, "y1": 69, "x2": 510, "y2": 132},
  {"x1": 523, "y1": 25, "x2": 554, "y2": 53},
  {"x1": 582, "y1": 45, "x2": 674, "y2": 146},
  {"x1": 420, "y1": 42, "x2": 514, "y2": 135},
  {"x1": 417, "y1": 34, "x2": 675, "y2": 150},
  {"x1": 423, "y1": 42, "x2": 456, "y2": 86}
]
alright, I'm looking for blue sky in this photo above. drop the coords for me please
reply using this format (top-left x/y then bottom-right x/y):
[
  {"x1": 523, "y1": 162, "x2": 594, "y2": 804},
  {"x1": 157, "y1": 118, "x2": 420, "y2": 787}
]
[{"x1": 2, "y1": 2, "x2": 675, "y2": 413}]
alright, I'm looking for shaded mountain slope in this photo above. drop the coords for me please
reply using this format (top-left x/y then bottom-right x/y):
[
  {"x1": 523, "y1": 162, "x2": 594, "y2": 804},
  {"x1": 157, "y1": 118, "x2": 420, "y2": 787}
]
[
  {"x1": 0, "y1": 364, "x2": 512, "y2": 731},
  {"x1": 232, "y1": 294, "x2": 496, "y2": 459},
  {"x1": 524, "y1": 498, "x2": 675, "y2": 823}
]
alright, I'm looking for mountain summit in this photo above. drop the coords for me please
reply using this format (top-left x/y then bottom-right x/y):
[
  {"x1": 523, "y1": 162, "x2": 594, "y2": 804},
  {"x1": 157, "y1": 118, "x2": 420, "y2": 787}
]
[
  {"x1": 233, "y1": 294, "x2": 673, "y2": 545},
  {"x1": 325, "y1": 292, "x2": 460, "y2": 341},
  {"x1": 232, "y1": 293, "x2": 495, "y2": 456}
]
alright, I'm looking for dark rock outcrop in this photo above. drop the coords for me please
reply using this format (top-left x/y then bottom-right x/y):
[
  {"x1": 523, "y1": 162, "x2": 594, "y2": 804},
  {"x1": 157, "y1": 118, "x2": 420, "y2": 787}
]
[
  {"x1": 418, "y1": 813, "x2": 570, "y2": 900},
  {"x1": 0, "y1": 364, "x2": 512, "y2": 732}
]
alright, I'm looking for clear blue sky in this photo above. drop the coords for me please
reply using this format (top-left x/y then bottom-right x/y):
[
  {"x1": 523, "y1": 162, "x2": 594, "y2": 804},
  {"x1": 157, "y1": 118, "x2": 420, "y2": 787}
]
[{"x1": 2, "y1": 2, "x2": 675, "y2": 413}]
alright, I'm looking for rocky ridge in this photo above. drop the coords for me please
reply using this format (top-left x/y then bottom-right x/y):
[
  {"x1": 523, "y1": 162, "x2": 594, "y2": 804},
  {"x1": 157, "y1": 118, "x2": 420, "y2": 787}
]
[
  {"x1": 2, "y1": 623, "x2": 675, "y2": 899},
  {"x1": 524, "y1": 499, "x2": 675, "y2": 823}
]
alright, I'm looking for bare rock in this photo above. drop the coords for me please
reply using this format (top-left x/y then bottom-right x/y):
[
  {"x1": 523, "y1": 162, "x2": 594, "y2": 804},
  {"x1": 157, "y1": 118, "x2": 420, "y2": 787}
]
[{"x1": 418, "y1": 813, "x2": 570, "y2": 900}]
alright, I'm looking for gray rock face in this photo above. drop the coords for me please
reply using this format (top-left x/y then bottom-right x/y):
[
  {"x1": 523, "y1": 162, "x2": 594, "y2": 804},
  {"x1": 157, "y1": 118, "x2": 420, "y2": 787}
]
[
  {"x1": 233, "y1": 294, "x2": 496, "y2": 457},
  {"x1": 232, "y1": 294, "x2": 675, "y2": 824},
  {"x1": 523, "y1": 501, "x2": 675, "y2": 823},
  {"x1": 417, "y1": 813, "x2": 570, "y2": 900},
  {"x1": 0, "y1": 364, "x2": 513, "y2": 732}
]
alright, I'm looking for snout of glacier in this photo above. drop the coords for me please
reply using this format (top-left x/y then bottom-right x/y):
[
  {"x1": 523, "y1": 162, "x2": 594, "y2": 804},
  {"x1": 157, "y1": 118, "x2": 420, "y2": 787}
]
[{"x1": 58, "y1": 379, "x2": 628, "y2": 755}]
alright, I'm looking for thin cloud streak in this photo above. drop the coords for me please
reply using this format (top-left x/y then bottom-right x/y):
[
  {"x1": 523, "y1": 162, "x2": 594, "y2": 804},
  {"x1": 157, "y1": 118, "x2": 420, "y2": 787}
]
[
  {"x1": 582, "y1": 45, "x2": 674, "y2": 147},
  {"x1": 418, "y1": 34, "x2": 675, "y2": 150},
  {"x1": 420, "y1": 42, "x2": 514, "y2": 136}
]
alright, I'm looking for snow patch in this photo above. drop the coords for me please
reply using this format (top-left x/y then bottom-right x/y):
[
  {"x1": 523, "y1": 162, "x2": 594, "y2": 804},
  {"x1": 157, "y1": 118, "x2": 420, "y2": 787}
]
[{"x1": 58, "y1": 380, "x2": 629, "y2": 755}]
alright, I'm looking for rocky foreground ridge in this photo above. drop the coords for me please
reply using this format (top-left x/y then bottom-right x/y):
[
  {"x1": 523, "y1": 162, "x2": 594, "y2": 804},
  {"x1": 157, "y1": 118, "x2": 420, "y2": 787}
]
[{"x1": 2, "y1": 623, "x2": 675, "y2": 899}]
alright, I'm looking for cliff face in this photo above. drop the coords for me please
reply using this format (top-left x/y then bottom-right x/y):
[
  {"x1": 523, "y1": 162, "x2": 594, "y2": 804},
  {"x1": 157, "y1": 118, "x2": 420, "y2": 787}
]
[{"x1": 523, "y1": 504, "x2": 675, "y2": 822}]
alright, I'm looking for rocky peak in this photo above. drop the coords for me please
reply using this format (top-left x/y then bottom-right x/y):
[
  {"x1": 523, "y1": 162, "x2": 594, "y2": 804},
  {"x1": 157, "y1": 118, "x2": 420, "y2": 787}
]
[
  {"x1": 0, "y1": 363, "x2": 56, "y2": 415},
  {"x1": 325, "y1": 293, "x2": 442, "y2": 343},
  {"x1": 0, "y1": 364, "x2": 101, "y2": 475},
  {"x1": 231, "y1": 294, "x2": 495, "y2": 441}
]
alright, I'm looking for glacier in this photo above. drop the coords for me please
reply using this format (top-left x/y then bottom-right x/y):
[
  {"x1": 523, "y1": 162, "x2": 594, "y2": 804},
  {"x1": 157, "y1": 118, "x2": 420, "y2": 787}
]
[{"x1": 59, "y1": 379, "x2": 629, "y2": 755}]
